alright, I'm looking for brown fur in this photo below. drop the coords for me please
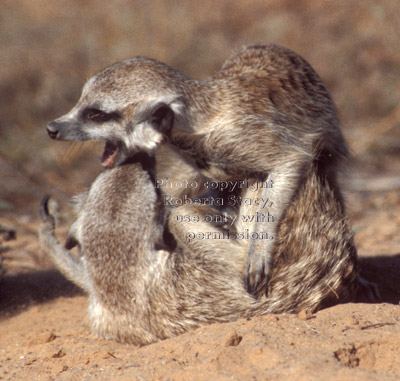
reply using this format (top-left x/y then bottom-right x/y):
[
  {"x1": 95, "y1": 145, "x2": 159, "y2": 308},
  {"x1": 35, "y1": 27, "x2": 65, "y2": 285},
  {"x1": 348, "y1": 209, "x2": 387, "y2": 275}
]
[
  {"x1": 44, "y1": 44, "x2": 376, "y2": 310},
  {"x1": 40, "y1": 150, "x2": 360, "y2": 345},
  {"x1": 39, "y1": 155, "x2": 253, "y2": 345}
]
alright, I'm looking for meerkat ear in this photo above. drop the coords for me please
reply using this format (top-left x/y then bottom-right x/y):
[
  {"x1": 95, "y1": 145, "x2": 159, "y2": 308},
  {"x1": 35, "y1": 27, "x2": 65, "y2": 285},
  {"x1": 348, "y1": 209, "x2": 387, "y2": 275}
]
[{"x1": 150, "y1": 103, "x2": 174, "y2": 134}]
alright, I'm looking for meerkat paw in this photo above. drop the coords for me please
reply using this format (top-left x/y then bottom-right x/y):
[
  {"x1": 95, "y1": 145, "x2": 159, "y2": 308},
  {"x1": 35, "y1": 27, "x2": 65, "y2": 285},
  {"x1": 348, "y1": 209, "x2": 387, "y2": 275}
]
[
  {"x1": 357, "y1": 276, "x2": 381, "y2": 303},
  {"x1": 245, "y1": 253, "x2": 268, "y2": 296}
]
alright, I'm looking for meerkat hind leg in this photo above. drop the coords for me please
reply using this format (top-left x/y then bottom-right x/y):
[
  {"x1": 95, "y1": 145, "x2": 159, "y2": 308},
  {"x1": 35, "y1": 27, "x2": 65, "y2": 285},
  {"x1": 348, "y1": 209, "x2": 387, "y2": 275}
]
[
  {"x1": 39, "y1": 196, "x2": 89, "y2": 293},
  {"x1": 245, "y1": 166, "x2": 301, "y2": 294}
]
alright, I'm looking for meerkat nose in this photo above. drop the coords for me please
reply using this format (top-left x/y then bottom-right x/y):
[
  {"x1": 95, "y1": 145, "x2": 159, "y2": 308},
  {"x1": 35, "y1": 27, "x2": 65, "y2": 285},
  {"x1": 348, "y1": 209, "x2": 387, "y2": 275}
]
[{"x1": 47, "y1": 121, "x2": 60, "y2": 139}]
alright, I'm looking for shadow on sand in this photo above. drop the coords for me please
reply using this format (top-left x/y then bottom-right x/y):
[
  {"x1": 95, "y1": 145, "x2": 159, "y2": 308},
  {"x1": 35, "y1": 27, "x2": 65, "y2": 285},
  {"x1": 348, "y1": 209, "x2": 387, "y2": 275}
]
[
  {"x1": 358, "y1": 253, "x2": 400, "y2": 305},
  {"x1": 0, "y1": 254, "x2": 398, "y2": 320},
  {"x1": 0, "y1": 269, "x2": 83, "y2": 319}
]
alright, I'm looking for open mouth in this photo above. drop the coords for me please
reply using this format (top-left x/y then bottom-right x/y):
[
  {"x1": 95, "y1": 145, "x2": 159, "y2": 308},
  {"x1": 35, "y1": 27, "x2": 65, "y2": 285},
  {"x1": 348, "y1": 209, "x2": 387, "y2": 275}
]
[{"x1": 101, "y1": 141, "x2": 119, "y2": 168}]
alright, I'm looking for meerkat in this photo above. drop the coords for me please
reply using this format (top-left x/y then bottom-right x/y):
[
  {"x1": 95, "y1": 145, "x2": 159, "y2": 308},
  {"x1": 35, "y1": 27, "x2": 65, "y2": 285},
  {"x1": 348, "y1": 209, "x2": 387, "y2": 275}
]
[
  {"x1": 45, "y1": 44, "x2": 373, "y2": 297},
  {"x1": 39, "y1": 152, "x2": 252, "y2": 345},
  {"x1": 40, "y1": 147, "x2": 363, "y2": 345}
]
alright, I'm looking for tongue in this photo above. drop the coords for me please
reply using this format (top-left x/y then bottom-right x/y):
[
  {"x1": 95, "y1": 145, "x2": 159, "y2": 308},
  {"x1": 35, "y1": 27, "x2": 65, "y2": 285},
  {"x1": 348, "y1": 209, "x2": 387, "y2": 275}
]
[{"x1": 101, "y1": 142, "x2": 119, "y2": 168}]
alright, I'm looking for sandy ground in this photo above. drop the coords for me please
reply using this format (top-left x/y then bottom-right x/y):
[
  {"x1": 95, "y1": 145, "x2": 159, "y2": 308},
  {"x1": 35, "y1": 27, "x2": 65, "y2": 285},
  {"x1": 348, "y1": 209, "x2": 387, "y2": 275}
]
[
  {"x1": 0, "y1": 182, "x2": 399, "y2": 380},
  {"x1": 1, "y1": 1, "x2": 399, "y2": 379}
]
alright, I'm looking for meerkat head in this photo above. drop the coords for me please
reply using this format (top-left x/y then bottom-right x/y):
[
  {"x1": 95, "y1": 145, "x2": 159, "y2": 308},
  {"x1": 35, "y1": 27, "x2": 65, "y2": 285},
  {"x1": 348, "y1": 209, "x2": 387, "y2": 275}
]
[{"x1": 47, "y1": 57, "x2": 187, "y2": 168}]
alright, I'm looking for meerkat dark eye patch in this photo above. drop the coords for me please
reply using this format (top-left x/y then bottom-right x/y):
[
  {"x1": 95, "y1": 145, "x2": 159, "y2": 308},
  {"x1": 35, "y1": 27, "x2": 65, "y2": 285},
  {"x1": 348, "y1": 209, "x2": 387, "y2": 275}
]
[
  {"x1": 150, "y1": 103, "x2": 174, "y2": 134},
  {"x1": 82, "y1": 108, "x2": 121, "y2": 123}
]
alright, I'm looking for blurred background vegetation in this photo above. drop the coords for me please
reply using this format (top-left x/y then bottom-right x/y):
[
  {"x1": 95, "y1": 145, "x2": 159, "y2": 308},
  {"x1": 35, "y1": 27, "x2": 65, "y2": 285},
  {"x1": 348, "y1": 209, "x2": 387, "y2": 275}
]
[{"x1": 1, "y1": 0, "x2": 399, "y2": 217}]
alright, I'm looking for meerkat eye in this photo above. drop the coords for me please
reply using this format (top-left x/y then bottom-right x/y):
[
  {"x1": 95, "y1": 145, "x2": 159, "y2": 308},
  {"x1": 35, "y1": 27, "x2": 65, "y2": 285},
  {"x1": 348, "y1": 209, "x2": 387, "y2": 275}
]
[{"x1": 82, "y1": 108, "x2": 121, "y2": 123}]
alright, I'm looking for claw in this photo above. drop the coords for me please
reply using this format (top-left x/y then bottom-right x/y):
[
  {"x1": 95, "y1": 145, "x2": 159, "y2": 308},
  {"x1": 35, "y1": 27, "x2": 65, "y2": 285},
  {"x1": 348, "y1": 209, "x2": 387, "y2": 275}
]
[
  {"x1": 245, "y1": 260, "x2": 267, "y2": 296},
  {"x1": 40, "y1": 195, "x2": 52, "y2": 220}
]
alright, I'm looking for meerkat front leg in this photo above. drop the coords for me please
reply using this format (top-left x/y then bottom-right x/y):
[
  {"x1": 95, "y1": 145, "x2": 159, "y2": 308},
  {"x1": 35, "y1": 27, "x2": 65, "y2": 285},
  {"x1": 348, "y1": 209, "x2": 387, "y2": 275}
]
[
  {"x1": 245, "y1": 164, "x2": 302, "y2": 294},
  {"x1": 167, "y1": 129, "x2": 307, "y2": 294}
]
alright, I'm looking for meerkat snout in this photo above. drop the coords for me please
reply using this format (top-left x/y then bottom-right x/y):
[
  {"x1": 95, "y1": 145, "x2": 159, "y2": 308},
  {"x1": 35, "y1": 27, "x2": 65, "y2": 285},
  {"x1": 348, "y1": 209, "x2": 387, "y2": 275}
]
[
  {"x1": 46, "y1": 99, "x2": 178, "y2": 168},
  {"x1": 46, "y1": 121, "x2": 60, "y2": 139}
]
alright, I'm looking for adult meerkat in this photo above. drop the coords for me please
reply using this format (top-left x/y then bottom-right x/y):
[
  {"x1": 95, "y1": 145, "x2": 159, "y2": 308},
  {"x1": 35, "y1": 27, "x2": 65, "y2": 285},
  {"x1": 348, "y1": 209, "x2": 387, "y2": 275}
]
[
  {"x1": 40, "y1": 149, "x2": 361, "y2": 345},
  {"x1": 38, "y1": 152, "x2": 259, "y2": 344},
  {"x1": 46, "y1": 44, "x2": 363, "y2": 295}
]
